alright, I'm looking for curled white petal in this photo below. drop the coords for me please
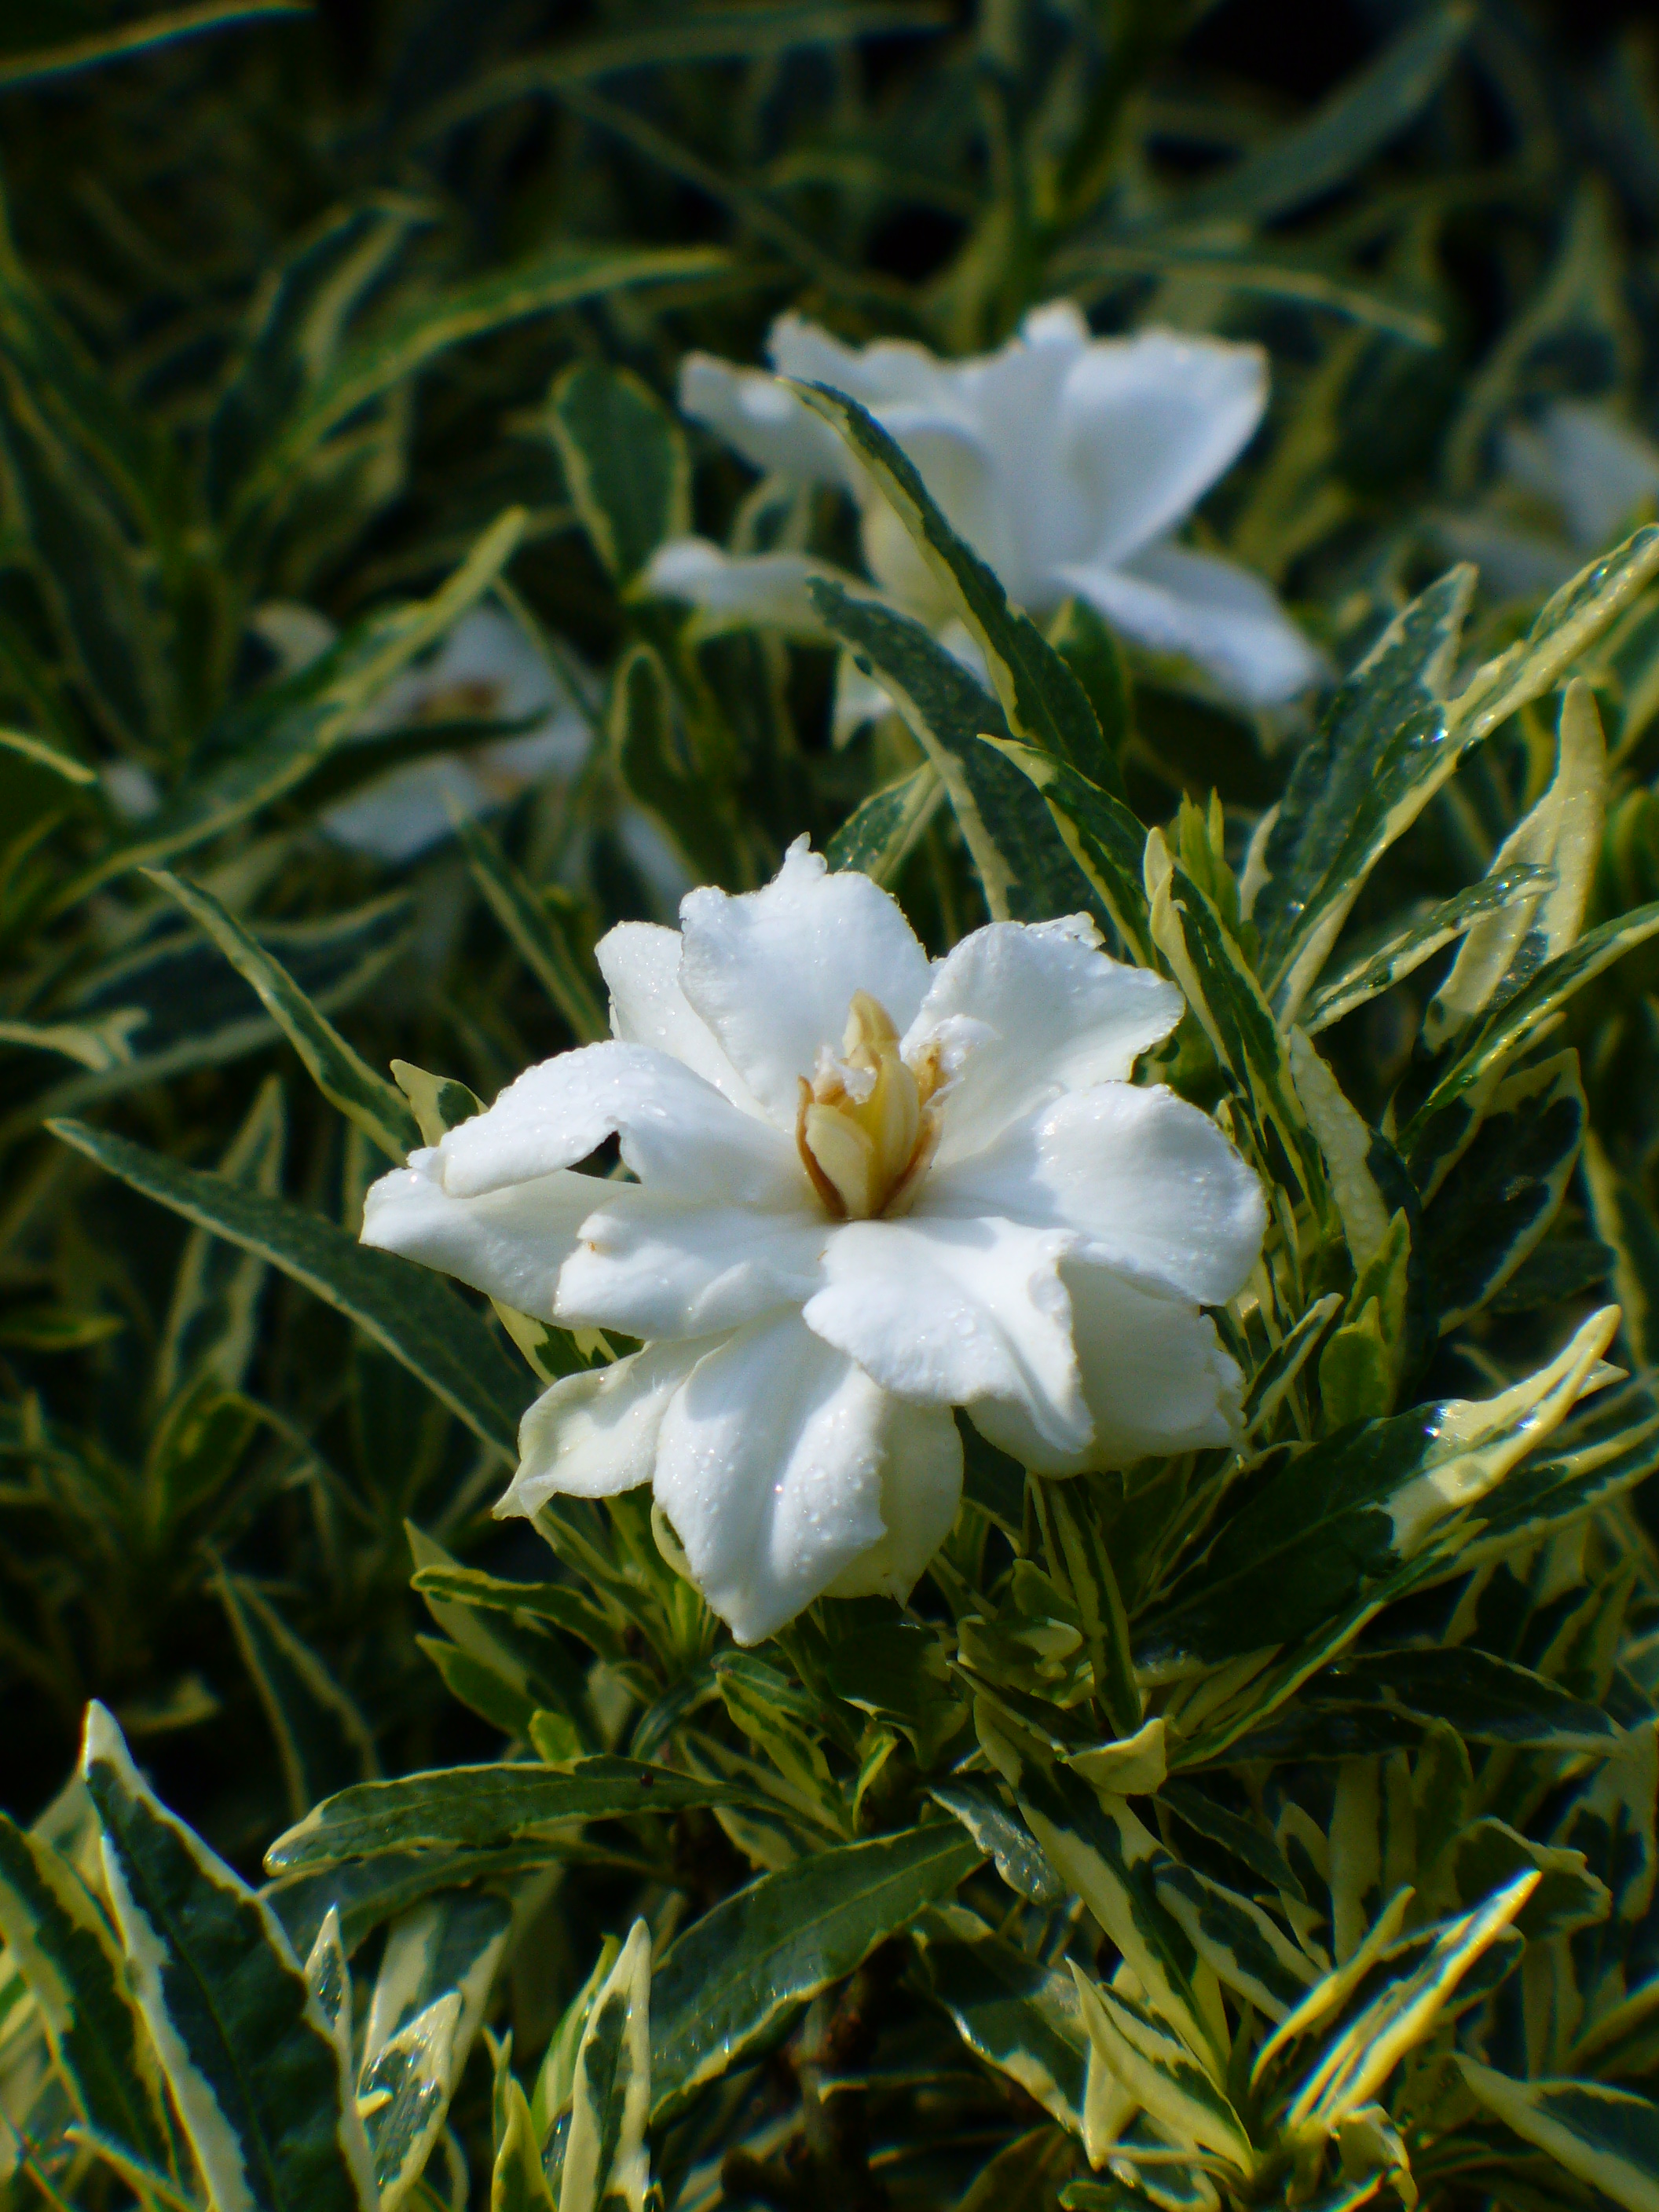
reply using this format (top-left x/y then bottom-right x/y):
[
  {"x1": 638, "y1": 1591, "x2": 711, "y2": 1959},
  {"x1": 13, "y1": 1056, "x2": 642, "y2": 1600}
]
[
  {"x1": 432, "y1": 1042, "x2": 801, "y2": 1203},
  {"x1": 1060, "y1": 540, "x2": 1324, "y2": 706},
  {"x1": 969, "y1": 1259, "x2": 1243, "y2": 1474},
  {"x1": 502, "y1": 1336, "x2": 712, "y2": 1513},
  {"x1": 679, "y1": 353, "x2": 856, "y2": 486},
  {"x1": 930, "y1": 1081, "x2": 1265, "y2": 1308},
  {"x1": 555, "y1": 1185, "x2": 828, "y2": 1339},
  {"x1": 906, "y1": 918, "x2": 1184, "y2": 1161},
  {"x1": 651, "y1": 1310, "x2": 892, "y2": 1645},
  {"x1": 596, "y1": 921, "x2": 756, "y2": 1110},
  {"x1": 641, "y1": 538, "x2": 843, "y2": 639},
  {"x1": 677, "y1": 838, "x2": 932, "y2": 1124},
  {"x1": 826, "y1": 1398, "x2": 963, "y2": 1603},
  {"x1": 361, "y1": 1153, "x2": 598, "y2": 1317},
  {"x1": 803, "y1": 1214, "x2": 1090, "y2": 1461}
]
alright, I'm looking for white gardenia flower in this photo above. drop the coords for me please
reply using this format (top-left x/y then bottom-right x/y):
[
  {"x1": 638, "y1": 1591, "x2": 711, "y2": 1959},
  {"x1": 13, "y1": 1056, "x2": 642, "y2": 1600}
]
[
  {"x1": 1435, "y1": 400, "x2": 1659, "y2": 601},
  {"x1": 361, "y1": 843, "x2": 1264, "y2": 1643},
  {"x1": 645, "y1": 302, "x2": 1321, "y2": 711},
  {"x1": 318, "y1": 606, "x2": 594, "y2": 863}
]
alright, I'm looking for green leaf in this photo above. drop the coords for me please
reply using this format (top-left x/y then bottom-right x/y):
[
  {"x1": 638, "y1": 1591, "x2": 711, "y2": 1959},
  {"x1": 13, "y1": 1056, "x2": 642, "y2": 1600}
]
[
  {"x1": 1149, "y1": 836, "x2": 1324, "y2": 1207},
  {"x1": 824, "y1": 763, "x2": 941, "y2": 884},
  {"x1": 0, "y1": 1815, "x2": 171, "y2": 2164},
  {"x1": 148, "y1": 870, "x2": 419, "y2": 1162},
  {"x1": 607, "y1": 642, "x2": 744, "y2": 888},
  {"x1": 267, "y1": 1759, "x2": 767, "y2": 1870},
  {"x1": 558, "y1": 1919, "x2": 650, "y2": 2212},
  {"x1": 1456, "y1": 2064, "x2": 1659, "y2": 2212},
  {"x1": 1252, "y1": 566, "x2": 1475, "y2": 1021},
  {"x1": 1445, "y1": 1820, "x2": 1610, "y2": 1940},
  {"x1": 360, "y1": 1990, "x2": 463, "y2": 2212},
  {"x1": 792, "y1": 383, "x2": 1108, "y2": 777},
  {"x1": 928, "y1": 1782, "x2": 1063, "y2": 1906},
  {"x1": 1046, "y1": 599, "x2": 1130, "y2": 799},
  {"x1": 1419, "y1": 1049, "x2": 1584, "y2": 1328},
  {"x1": 266, "y1": 1846, "x2": 551, "y2": 1960},
  {"x1": 1137, "y1": 1306, "x2": 1618, "y2": 1672},
  {"x1": 80, "y1": 1703, "x2": 375, "y2": 2212},
  {"x1": 1283, "y1": 1877, "x2": 1536, "y2": 2136},
  {"x1": 533, "y1": 1938, "x2": 620, "y2": 2145},
  {"x1": 0, "y1": 2, "x2": 306, "y2": 90},
  {"x1": 207, "y1": 197, "x2": 427, "y2": 517},
  {"x1": 987, "y1": 738, "x2": 1152, "y2": 964},
  {"x1": 1301, "y1": 865, "x2": 1554, "y2": 1034},
  {"x1": 364, "y1": 1891, "x2": 511, "y2": 2078},
  {"x1": 1448, "y1": 524, "x2": 1659, "y2": 744},
  {"x1": 917, "y1": 1905, "x2": 1088, "y2": 2133},
  {"x1": 1150, "y1": 2, "x2": 1472, "y2": 232},
  {"x1": 804, "y1": 578, "x2": 1089, "y2": 924},
  {"x1": 1016, "y1": 1765, "x2": 1219, "y2": 2075},
  {"x1": 427, "y1": 4, "x2": 951, "y2": 133},
  {"x1": 215, "y1": 1571, "x2": 379, "y2": 1822},
  {"x1": 456, "y1": 817, "x2": 607, "y2": 1044},
  {"x1": 1423, "y1": 679, "x2": 1606, "y2": 1051},
  {"x1": 29, "y1": 892, "x2": 415, "y2": 1129},
  {"x1": 493, "y1": 2078, "x2": 555, "y2": 2212},
  {"x1": 156, "y1": 1075, "x2": 285, "y2": 1401},
  {"x1": 48, "y1": 1119, "x2": 529, "y2": 1458},
  {"x1": 649, "y1": 1822, "x2": 980, "y2": 2119},
  {"x1": 1402, "y1": 903, "x2": 1659, "y2": 1163},
  {"x1": 1069, "y1": 1968, "x2": 1253, "y2": 2171},
  {"x1": 1151, "y1": 1862, "x2": 1320, "y2": 2023},
  {"x1": 1328, "y1": 1645, "x2": 1618, "y2": 1752},
  {"x1": 58, "y1": 511, "x2": 526, "y2": 903},
  {"x1": 1037, "y1": 1478, "x2": 1141, "y2": 1739},
  {"x1": 1584, "y1": 1135, "x2": 1659, "y2": 1371},
  {"x1": 234, "y1": 249, "x2": 728, "y2": 528},
  {"x1": 549, "y1": 362, "x2": 687, "y2": 585}
]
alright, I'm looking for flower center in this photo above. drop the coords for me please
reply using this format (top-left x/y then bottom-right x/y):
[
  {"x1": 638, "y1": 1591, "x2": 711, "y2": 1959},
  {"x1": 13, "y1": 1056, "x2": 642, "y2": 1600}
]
[{"x1": 796, "y1": 991, "x2": 945, "y2": 1221}]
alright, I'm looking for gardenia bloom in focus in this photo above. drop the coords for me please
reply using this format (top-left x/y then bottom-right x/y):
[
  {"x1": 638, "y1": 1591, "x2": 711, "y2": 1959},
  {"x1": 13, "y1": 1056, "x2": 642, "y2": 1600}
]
[
  {"x1": 361, "y1": 844, "x2": 1263, "y2": 1643},
  {"x1": 646, "y1": 302, "x2": 1321, "y2": 712}
]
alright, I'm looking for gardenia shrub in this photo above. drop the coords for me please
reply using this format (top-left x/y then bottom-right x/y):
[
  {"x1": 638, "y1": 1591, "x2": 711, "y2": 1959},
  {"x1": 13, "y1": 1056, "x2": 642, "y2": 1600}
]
[{"x1": 5, "y1": 9, "x2": 1659, "y2": 2212}]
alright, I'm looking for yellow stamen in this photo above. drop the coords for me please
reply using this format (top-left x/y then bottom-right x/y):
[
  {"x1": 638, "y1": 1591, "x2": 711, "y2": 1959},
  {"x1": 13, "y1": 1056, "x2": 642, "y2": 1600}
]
[{"x1": 796, "y1": 991, "x2": 943, "y2": 1220}]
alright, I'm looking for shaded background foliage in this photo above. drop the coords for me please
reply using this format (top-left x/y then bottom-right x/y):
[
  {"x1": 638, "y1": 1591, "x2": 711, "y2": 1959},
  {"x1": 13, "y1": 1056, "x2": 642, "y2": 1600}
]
[{"x1": 10, "y1": 2, "x2": 1659, "y2": 2207}]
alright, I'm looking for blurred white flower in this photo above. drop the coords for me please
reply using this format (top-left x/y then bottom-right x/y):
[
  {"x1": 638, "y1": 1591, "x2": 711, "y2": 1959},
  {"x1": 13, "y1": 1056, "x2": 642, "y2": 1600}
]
[
  {"x1": 1436, "y1": 400, "x2": 1659, "y2": 600},
  {"x1": 361, "y1": 841, "x2": 1262, "y2": 1643},
  {"x1": 317, "y1": 606, "x2": 592, "y2": 864},
  {"x1": 646, "y1": 302, "x2": 1321, "y2": 712}
]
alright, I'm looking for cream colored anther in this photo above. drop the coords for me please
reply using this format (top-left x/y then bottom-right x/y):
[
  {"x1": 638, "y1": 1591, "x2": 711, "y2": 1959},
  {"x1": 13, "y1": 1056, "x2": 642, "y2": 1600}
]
[{"x1": 797, "y1": 991, "x2": 944, "y2": 1220}]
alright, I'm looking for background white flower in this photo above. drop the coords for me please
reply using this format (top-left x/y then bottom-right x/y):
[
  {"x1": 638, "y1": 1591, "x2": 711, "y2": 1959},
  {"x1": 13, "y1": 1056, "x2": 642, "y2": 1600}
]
[
  {"x1": 361, "y1": 842, "x2": 1264, "y2": 1643},
  {"x1": 645, "y1": 301, "x2": 1322, "y2": 712},
  {"x1": 1435, "y1": 399, "x2": 1659, "y2": 600},
  {"x1": 315, "y1": 605, "x2": 594, "y2": 863}
]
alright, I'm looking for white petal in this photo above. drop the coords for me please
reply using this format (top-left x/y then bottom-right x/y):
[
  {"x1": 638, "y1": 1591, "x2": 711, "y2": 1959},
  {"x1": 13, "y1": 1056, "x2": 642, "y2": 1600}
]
[
  {"x1": 969, "y1": 1260, "x2": 1242, "y2": 1473},
  {"x1": 322, "y1": 756, "x2": 493, "y2": 861},
  {"x1": 500, "y1": 1337, "x2": 711, "y2": 1513},
  {"x1": 928, "y1": 1082, "x2": 1264, "y2": 1307},
  {"x1": 433, "y1": 1042, "x2": 802, "y2": 1204},
  {"x1": 555, "y1": 1185, "x2": 828, "y2": 1339},
  {"x1": 596, "y1": 921, "x2": 757, "y2": 1109},
  {"x1": 1057, "y1": 331, "x2": 1268, "y2": 569},
  {"x1": 1537, "y1": 400, "x2": 1659, "y2": 551},
  {"x1": 651, "y1": 1309, "x2": 891, "y2": 1644},
  {"x1": 768, "y1": 312, "x2": 957, "y2": 411},
  {"x1": 856, "y1": 409, "x2": 1009, "y2": 617},
  {"x1": 641, "y1": 538, "x2": 842, "y2": 638},
  {"x1": 679, "y1": 353, "x2": 856, "y2": 486},
  {"x1": 1061, "y1": 541, "x2": 1321, "y2": 707},
  {"x1": 826, "y1": 1397, "x2": 963, "y2": 1602},
  {"x1": 802, "y1": 1215, "x2": 1090, "y2": 1460},
  {"x1": 677, "y1": 839, "x2": 932, "y2": 1123},
  {"x1": 361, "y1": 1152, "x2": 599, "y2": 1316},
  {"x1": 906, "y1": 917, "x2": 1184, "y2": 1161}
]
